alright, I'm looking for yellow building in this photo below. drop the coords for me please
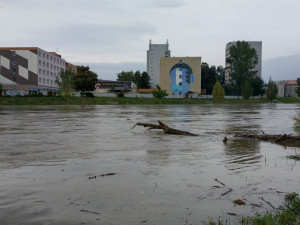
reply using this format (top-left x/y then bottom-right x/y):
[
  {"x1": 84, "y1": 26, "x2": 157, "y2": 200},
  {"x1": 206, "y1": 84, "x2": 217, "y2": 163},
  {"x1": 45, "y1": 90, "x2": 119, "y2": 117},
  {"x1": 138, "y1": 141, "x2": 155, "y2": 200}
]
[{"x1": 160, "y1": 57, "x2": 201, "y2": 95}]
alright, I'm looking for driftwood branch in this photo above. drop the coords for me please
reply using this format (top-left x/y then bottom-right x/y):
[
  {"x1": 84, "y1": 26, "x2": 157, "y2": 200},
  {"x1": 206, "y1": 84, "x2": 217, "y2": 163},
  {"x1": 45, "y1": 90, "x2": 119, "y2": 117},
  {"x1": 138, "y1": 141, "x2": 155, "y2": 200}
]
[
  {"x1": 134, "y1": 121, "x2": 198, "y2": 136},
  {"x1": 226, "y1": 130, "x2": 300, "y2": 147}
]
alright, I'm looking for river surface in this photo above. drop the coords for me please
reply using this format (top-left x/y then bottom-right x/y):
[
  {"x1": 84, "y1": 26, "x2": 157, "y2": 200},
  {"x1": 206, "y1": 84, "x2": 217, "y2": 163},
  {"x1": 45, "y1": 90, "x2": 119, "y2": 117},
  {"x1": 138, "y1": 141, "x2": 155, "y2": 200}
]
[{"x1": 0, "y1": 104, "x2": 299, "y2": 225}]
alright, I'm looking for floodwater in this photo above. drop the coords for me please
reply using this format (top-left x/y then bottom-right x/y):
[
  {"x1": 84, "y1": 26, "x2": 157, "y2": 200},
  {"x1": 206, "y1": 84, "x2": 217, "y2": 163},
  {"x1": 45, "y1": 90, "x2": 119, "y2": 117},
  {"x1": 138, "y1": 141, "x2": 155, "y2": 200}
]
[{"x1": 0, "y1": 104, "x2": 299, "y2": 225}]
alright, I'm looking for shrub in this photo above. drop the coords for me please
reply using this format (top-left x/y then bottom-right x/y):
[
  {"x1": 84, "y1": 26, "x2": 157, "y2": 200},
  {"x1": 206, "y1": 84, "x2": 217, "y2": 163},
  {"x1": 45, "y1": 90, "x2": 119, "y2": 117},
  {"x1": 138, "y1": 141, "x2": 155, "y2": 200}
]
[
  {"x1": 212, "y1": 80, "x2": 225, "y2": 100},
  {"x1": 80, "y1": 92, "x2": 94, "y2": 97}
]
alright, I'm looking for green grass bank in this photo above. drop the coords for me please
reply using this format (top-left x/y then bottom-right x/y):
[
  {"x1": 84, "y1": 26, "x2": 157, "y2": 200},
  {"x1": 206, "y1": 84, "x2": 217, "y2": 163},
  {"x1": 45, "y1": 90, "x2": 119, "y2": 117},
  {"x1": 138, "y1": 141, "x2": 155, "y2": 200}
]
[{"x1": 0, "y1": 96, "x2": 300, "y2": 105}]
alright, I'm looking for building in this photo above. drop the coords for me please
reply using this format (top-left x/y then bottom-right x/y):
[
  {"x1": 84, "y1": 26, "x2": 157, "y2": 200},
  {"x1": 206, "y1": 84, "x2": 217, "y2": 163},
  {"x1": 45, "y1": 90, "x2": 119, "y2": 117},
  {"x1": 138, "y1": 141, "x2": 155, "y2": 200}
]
[
  {"x1": 285, "y1": 80, "x2": 298, "y2": 97},
  {"x1": 160, "y1": 57, "x2": 201, "y2": 95},
  {"x1": 0, "y1": 47, "x2": 67, "y2": 91},
  {"x1": 147, "y1": 40, "x2": 170, "y2": 88},
  {"x1": 274, "y1": 80, "x2": 285, "y2": 97},
  {"x1": 95, "y1": 80, "x2": 137, "y2": 93},
  {"x1": 225, "y1": 41, "x2": 262, "y2": 84}
]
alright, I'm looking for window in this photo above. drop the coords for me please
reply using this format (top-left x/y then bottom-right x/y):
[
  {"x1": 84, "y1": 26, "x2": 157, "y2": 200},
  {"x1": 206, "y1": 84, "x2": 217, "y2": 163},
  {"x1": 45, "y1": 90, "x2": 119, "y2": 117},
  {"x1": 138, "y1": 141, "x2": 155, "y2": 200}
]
[
  {"x1": 179, "y1": 82, "x2": 182, "y2": 86},
  {"x1": 13, "y1": 77, "x2": 16, "y2": 82},
  {"x1": 39, "y1": 78, "x2": 41, "y2": 83},
  {"x1": 54, "y1": 58, "x2": 56, "y2": 63},
  {"x1": 39, "y1": 51, "x2": 41, "y2": 56},
  {"x1": 12, "y1": 68, "x2": 17, "y2": 74},
  {"x1": 47, "y1": 63, "x2": 49, "y2": 67},
  {"x1": 43, "y1": 62, "x2": 45, "y2": 66},
  {"x1": 12, "y1": 51, "x2": 16, "y2": 56},
  {"x1": 47, "y1": 55, "x2": 49, "y2": 60},
  {"x1": 39, "y1": 69, "x2": 41, "y2": 74},
  {"x1": 179, "y1": 75, "x2": 182, "y2": 78},
  {"x1": 51, "y1": 72, "x2": 53, "y2": 76},
  {"x1": 43, "y1": 70, "x2": 45, "y2": 75},
  {"x1": 54, "y1": 66, "x2": 56, "y2": 70},
  {"x1": 47, "y1": 71, "x2": 49, "y2": 75},
  {"x1": 43, "y1": 78, "x2": 45, "y2": 83},
  {"x1": 51, "y1": 80, "x2": 53, "y2": 85},
  {"x1": 47, "y1": 79, "x2": 49, "y2": 84},
  {"x1": 51, "y1": 65, "x2": 53, "y2": 69},
  {"x1": 51, "y1": 56, "x2": 52, "y2": 61},
  {"x1": 12, "y1": 59, "x2": 16, "y2": 65},
  {"x1": 39, "y1": 60, "x2": 41, "y2": 65},
  {"x1": 43, "y1": 53, "x2": 45, "y2": 58}
]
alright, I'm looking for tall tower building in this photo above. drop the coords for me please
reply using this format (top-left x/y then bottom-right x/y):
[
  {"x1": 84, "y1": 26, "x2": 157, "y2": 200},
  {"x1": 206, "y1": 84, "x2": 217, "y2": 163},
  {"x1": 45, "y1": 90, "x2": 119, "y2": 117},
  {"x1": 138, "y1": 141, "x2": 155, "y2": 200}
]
[
  {"x1": 147, "y1": 40, "x2": 170, "y2": 88},
  {"x1": 225, "y1": 41, "x2": 262, "y2": 84}
]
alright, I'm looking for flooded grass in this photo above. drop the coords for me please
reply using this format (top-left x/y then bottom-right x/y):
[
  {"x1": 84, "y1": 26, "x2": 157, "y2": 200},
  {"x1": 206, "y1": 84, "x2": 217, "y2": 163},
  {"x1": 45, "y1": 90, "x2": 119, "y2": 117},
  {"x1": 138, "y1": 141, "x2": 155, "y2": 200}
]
[
  {"x1": 207, "y1": 192, "x2": 300, "y2": 225},
  {"x1": 287, "y1": 155, "x2": 300, "y2": 160}
]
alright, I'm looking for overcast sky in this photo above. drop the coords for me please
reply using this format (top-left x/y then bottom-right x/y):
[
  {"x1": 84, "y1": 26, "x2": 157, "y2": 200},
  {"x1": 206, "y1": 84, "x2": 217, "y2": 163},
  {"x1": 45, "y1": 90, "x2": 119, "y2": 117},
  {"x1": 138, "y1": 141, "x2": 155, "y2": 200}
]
[{"x1": 1, "y1": 0, "x2": 300, "y2": 81}]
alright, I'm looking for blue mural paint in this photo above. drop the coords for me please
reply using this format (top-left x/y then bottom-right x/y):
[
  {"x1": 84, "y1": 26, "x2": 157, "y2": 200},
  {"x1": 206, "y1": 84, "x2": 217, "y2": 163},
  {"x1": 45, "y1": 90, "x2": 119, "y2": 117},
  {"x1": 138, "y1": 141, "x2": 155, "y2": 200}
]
[{"x1": 169, "y1": 61, "x2": 194, "y2": 95}]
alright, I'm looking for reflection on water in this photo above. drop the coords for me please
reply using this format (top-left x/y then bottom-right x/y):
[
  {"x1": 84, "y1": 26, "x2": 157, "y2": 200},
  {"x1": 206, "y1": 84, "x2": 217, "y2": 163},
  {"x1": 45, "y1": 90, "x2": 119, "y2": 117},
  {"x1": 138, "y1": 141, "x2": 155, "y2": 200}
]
[{"x1": 0, "y1": 104, "x2": 299, "y2": 225}]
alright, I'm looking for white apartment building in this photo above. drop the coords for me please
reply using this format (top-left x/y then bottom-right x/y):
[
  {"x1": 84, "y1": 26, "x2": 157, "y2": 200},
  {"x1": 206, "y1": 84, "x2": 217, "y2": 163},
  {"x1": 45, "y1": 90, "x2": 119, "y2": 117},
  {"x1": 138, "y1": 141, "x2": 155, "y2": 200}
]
[
  {"x1": 225, "y1": 41, "x2": 262, "y2": 84},
  {"x1": 147, "y1": 40, "x2": 170, "y2": 88},
  {"x1": 0, "y1": 47, "x2": 66, "y2": 90}
]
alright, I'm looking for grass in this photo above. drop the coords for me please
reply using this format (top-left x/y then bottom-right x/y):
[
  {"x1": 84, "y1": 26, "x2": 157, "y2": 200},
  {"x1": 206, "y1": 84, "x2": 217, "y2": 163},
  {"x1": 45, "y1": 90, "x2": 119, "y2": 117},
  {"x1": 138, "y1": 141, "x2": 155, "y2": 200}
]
[
  {"x1": 287, "y1": 155, "x2": 300, "y2": 161},
  {"x1": 206, "y1": 192, "x2": 300, "y2": 225},
  {"x1": 1, "y1": 96, "x2": 299, "y2": 105}
]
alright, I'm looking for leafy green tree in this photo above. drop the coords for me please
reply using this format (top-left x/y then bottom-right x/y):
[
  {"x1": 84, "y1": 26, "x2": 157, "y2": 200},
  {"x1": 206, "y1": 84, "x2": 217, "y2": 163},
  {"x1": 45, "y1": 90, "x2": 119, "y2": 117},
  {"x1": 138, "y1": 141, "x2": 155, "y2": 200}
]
[
  {"x1": 0, "y1": 83, "x2": 3, "y2": 96},
  {"x1": 226, "y1": 41, "x2": 258, "y2": 97},
  {"x1": 216, "y1": 66, "x2": 225, "y2": 86},
  {"x1": 212, "y1": 80, "x2": 225, "y2": 100},
  {"x1": 117, "y1": 71, "x2": 135, "y2": 82},
  {"x1": 249, "y1": 76, "x2": 265, "y2": 97},
  {"x1": 152, "y1": 85, "x2": 168, "y2": 99},
  {"x1": 266, "y1": 77, "x2": 278, "y2": 101},
  {"x1": 201, "y1": 62, "x2": 216, "y2": 94},
  {"x1": 74, "y1": 65, "x2": 98, "y2": 92},
  {"x1": 139, "y1": 71, "x2": 151, "y2": 89},
  {"x1": 55, "y1": 69, "x2": 76, "y2": 104},
  {"x1": 241, "y1": 80, "x2": 253, "y2": 100},
  {"x1": 296, "y1": 78, "x2": 300, "y2": 97}
]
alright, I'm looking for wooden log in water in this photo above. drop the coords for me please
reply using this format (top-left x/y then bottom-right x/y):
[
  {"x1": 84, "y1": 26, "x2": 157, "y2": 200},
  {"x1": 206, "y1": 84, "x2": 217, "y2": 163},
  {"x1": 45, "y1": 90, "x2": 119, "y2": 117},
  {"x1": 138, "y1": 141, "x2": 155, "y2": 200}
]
[{"x1": 134, "y1": 120, "x2": 198, "y2": 136}]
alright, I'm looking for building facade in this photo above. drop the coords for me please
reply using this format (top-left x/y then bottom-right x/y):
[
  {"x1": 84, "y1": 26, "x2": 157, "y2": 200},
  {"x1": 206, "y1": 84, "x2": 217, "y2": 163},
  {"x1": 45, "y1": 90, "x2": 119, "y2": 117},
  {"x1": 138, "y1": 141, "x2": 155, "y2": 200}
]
[
  {"x1": 160, "y1": 57, "x2": 201, "y2": 95},
  {"x1": 147, "y1": 40, "x2": 170, "y2": 88},
  {"x1": 0, "y1": 47, "x2": 67, "y2": 90},
  {"x1": 225, "y1": 41, "x2": 262, "y2": 84},
  {"x1": 95, "y1": 80, "x2": 137, "y2": 93}
]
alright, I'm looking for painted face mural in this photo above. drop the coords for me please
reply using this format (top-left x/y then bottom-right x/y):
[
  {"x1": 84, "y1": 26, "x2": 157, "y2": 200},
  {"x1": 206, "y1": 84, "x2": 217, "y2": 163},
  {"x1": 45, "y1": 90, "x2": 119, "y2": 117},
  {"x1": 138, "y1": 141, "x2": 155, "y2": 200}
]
[{"x1": 169, "y1": 60, "x2": 195, "y2": 95}]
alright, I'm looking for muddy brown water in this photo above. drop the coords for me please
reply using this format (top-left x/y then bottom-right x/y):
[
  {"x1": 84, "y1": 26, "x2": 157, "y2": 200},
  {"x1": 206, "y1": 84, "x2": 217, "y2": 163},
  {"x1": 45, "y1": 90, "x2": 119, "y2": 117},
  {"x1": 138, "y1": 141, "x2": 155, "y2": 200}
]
[{"x1": 0, "y1": 104, "x2": 299, "y2": 225}]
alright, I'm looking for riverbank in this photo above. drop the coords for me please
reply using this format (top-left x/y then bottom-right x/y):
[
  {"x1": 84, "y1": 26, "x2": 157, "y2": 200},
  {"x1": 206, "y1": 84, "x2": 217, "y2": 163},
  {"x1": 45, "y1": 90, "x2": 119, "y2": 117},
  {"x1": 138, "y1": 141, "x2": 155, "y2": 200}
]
[{"x1": 0, "y1": 96, "x2": 300, "y2": 105}]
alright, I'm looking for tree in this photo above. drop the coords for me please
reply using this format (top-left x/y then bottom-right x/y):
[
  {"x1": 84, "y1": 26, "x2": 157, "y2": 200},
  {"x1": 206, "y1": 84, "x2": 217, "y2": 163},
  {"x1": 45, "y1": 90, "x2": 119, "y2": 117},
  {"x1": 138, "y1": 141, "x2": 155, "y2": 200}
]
[
  {"x1": 55, "y1": 69, "x2": 76, "y2": 104},
  {"x1": 216, "y1": 66, "x2": 225, "y2": 86},
  {"x1": 266, "y1": 77, "x2": 278, "y2": 101},
  {"x1": 152, "y1": 85, "x2": 168, "y2": 99},
  {"x1": 296, "y1": 78, "x2": 300, "y2": 97},
  {"x1": 74, "y1": 65, "x2": 98, "y2": 92},
  {"x1": 201, "y1": 62, "x2": 216, "y2": 94},
  {"x1": 117, "y1": 71, "x2": 135, "y2": 82},
  {"x1": 0, "y1": 83, "x2": 3, "y2": 96},
  {"x1": 241, "y1": 80, "x2": 253, "y2": 100},
  {"x1": 249, "y1": 76, "x2": 265, "y2": 97},
  {"x1": 212, "y1": 80, "x2": 225, "y2": 100},
  {"x1": 226, "y1": 41, "x2": 258, "y2": 97},
  {"x1": 139, "y1": 71, "x2": 151, "y2": 89}
]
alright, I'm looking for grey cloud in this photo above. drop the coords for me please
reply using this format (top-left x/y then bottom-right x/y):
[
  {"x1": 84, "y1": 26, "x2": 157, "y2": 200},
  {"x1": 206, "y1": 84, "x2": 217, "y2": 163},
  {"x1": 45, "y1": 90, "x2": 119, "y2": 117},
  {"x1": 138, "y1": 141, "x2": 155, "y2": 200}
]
[
  {"x1": 140, "y1": 0, "x2": 186, "y2": 8},
  {"x1": 262, "y1": 54, "x2": 300, "y2": 82},
  {"x1": 74, "y1": 62, "x2": 146, "y2": 80},
  {"x1": 23, "y1": 22, "x2": 156, "y2": 53}
]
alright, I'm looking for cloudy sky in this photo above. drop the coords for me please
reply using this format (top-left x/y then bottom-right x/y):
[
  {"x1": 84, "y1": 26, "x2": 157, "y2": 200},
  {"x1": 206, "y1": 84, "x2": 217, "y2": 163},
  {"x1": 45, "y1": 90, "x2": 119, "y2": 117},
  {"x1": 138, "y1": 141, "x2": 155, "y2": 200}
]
[{"x1": 1, "y1": 0, "x2": 299, "y2": 81}]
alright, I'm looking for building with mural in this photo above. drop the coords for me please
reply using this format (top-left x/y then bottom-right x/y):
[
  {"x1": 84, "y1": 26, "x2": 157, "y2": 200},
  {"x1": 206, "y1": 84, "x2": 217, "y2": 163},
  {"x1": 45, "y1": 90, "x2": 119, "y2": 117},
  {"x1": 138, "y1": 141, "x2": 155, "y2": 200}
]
[
  {"x1": 160, "y1": 57, "x2": 201, "y2": 95},
  {"x1": 147, "y1": 40, "x2": 170, "y2": 88}
]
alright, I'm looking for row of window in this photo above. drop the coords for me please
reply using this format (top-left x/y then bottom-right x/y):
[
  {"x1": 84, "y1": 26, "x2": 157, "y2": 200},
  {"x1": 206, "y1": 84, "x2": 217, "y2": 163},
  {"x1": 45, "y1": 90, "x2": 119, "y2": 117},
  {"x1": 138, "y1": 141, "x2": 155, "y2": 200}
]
[
  {"x1": 38, "y1": 51, "x2": 65, "y2": 65},
  {"x1": 38, "y1": 60, "x2": 63, "y2": 71},
  {"x1": 38, "y1": 69, "x2": 59, "y2": 77},
  {"x1": 38, "y1": 77, "x2": 56, "y2": 86}
]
